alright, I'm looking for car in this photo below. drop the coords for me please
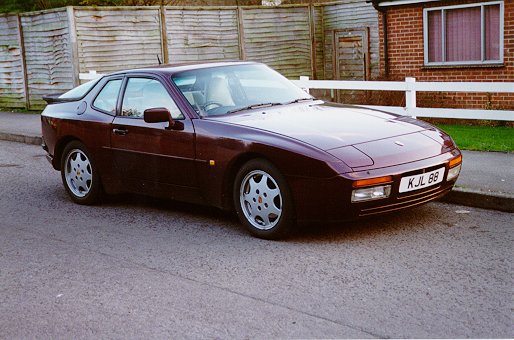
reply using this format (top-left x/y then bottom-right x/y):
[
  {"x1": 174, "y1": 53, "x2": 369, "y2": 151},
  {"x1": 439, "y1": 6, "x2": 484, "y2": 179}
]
[{"x1": 41, "y1": 61, "x2": 462, "y2": 239}]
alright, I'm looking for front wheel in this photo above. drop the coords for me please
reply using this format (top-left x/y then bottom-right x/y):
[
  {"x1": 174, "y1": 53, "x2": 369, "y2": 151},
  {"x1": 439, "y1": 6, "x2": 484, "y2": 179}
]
[
  {"x1": 233, "y1": 159, "x2": 294, "y2": 240},
  {"x1": 61, "y1": 141, "x2": 102, "y2": 205}
]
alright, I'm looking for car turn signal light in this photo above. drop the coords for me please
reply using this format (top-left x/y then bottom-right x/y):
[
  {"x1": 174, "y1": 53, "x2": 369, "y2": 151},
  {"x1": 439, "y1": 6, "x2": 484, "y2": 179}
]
[
  {"x1": 353, "y1": 175, "x2": 393, "y2": 188},
  {"x1": 449, "y1": 155, "x2": 462, "y2": 168}
]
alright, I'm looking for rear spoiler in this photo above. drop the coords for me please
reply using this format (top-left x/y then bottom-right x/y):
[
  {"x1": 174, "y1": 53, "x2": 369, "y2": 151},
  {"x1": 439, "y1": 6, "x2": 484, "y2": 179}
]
[{"x1": 42, "y1": 93, "x2": 79, "y2": 104}]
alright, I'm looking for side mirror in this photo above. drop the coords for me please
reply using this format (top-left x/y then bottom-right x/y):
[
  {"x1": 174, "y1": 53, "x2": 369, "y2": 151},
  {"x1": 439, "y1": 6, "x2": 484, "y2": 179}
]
[{"x1": 144, "y1": 107, "x2": 175, "y2": 130}]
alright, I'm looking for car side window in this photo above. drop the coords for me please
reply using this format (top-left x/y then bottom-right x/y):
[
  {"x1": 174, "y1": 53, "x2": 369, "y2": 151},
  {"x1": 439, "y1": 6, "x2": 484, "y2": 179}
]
[
  {"x1": 121, "y1": 78, "x2": 184, "y2": 119},
  {"x1": 93, "y1": 79, "x2": 122, "y2": 114}
]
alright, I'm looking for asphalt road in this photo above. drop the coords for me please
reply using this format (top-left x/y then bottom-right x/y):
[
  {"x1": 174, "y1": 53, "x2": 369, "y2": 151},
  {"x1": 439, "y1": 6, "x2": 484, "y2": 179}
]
[{"x1": 0, "y1": 140, "x2": 512, "y2": 338}]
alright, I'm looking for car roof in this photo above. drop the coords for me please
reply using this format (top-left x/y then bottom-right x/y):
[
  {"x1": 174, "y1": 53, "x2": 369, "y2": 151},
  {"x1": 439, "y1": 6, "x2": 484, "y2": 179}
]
[{"x1": 108, "y1": 61, "x2": 259, "y2": 77}]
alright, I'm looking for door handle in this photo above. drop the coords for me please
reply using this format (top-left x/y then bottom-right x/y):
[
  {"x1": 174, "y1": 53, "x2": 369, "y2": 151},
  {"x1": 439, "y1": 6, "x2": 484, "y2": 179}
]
[{"x1": 112, "y1": 128, "x2": 128, "y2": 136}]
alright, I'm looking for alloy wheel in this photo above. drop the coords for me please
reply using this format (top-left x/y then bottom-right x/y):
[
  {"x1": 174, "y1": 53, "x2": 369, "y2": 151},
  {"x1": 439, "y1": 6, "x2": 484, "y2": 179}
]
[
  {"x1": 239, "y1": 170, "x2": 283, "y2": 230},
  {"x1": 64, "y1": 149, "x2": 93, "y2": 198}
]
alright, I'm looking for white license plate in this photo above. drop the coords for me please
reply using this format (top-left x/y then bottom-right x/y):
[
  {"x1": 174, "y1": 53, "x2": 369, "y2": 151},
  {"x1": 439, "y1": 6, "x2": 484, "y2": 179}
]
[{"x1": 399, "y1": 167, "x2": 445, "y2": 193}]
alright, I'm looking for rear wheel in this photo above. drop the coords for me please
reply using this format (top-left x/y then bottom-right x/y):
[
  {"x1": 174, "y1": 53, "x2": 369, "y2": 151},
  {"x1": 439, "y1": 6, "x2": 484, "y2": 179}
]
[
  {"x1": 233, "y1": 159, "x2": 294, "y2": 240},
  {"x1": 61, "y1": 141, "x2": 101, "y2": 205}
]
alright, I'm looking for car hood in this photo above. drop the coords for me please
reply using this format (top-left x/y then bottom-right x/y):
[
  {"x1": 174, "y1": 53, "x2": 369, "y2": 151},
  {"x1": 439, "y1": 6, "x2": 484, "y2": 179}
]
[
  {"x1": 212, "y1": 102, "x2": 447, "y2": 169},
  {"x1": 214, "y1": 102, "x2": 430, "y2": 149}
]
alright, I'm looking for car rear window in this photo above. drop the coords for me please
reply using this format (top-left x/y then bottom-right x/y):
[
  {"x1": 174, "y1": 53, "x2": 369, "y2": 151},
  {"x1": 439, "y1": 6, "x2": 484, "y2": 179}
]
[{"x1": 59, "y1": 78, "x2": 101, "y2": 99}]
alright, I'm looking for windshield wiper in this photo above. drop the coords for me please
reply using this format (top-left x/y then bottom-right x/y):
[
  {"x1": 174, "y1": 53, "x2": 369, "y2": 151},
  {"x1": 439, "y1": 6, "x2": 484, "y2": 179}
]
[
  {"x1": 225, "y1": 98, "x2": 315, "y2": 115},
  {"x1": 226, "y1": 102, "x2": 283, "y2": 114},
  {"x1": 284, "y1": 97, "x2": 316, "y2": 105}
]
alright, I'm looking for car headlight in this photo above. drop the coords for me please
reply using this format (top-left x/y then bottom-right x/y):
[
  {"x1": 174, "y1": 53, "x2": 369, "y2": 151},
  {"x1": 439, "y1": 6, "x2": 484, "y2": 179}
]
[
  {"x1": 352, "y1": 185, "x2": 392, "y2": 203},
  {"x1": 447, "y1": 164, "x2": 461, "y2": 181},
  {"x1": 446, "y1": 155, "x2": 462, "y2": 182}
]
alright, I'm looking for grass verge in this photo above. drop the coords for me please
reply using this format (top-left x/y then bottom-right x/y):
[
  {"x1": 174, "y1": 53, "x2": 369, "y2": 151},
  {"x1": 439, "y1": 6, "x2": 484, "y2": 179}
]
[{"x1": 436, "y1": 124, "x2": 513, "y2": 152}]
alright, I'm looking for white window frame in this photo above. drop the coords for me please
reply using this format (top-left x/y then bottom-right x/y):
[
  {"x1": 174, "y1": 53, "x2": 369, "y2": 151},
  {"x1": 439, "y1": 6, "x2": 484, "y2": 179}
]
[{"x1": 423, "y1": 1, "x2": 504, "y2": 66}]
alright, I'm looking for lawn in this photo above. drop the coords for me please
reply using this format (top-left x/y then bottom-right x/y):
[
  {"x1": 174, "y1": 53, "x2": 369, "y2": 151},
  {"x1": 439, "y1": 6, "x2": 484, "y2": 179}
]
[{"x1": 436, "y1": 124, "x2": 513, "y2": 152}]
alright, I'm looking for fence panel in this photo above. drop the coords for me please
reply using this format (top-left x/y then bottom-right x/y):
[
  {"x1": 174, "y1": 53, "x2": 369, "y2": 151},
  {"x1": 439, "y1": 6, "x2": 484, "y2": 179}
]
[
  {"x1": 20, "y1": 9, "x2": 74, "y2": 109},
  {"x1": 74, "y1": 7, "x2": 163, "y2": 75},
  {"x1": 322, "y1": 0, "x2": 379, "y2": 80},
  {"x1": 241, "y1": 6, "x2": 311, "y2": 78},
  {"x1": 166, "y1": 7, "x2": 240, "y2": 63},
  {"x1": 0, "y1": 14, "x2": 25, "y2": 108}
]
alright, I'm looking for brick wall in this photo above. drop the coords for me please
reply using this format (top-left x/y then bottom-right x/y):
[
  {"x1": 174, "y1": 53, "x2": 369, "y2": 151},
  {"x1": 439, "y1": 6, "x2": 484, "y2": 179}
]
[{"x1": 378, "y1": 0, "x2": 514, "y2": 111}]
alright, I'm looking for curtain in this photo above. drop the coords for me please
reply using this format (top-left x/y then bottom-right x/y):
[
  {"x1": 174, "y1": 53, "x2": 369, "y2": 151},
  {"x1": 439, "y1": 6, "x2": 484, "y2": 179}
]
[
  {"x1": 428, "y1": 11, "x2": 442, "y2": 62},
  {"x1": 485, "y1": 5, "x2": 500, "y2": 61},
  {"x1": 446, "y1": 7, "x2": 481, "y2": 62}
]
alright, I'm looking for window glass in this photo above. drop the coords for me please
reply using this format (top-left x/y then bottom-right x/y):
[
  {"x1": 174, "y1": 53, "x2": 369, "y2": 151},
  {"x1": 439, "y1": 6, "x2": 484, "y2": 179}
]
[
  {"x1": 59, "y1": 78, "x2": 100, "y2": 99},
  {"x1": 121, "y1": 78, "x2": 183, "y2": 119},
  {"x1": 446, "y1": 7, "x2": 481, "y2": 62},
  {"x1": 485, "y1": 4, "x2": 500, "y2": 60},
  {"x1": 427, "y1": 11, "x2": 442, "y2": 63},
  {"x1": 171, "y1": 64, "x2": 311, "y2": 117},
  {"x1": 93, "y1": 79, "x2": 122, "y2": 113},
  {"x1": 425, "y1": 2, "x2": 502, "y2": 65}
]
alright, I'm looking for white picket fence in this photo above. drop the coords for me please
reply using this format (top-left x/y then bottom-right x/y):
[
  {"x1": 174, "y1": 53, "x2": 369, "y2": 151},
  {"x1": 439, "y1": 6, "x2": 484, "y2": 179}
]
[
  {"x1": 292, "y1": 76, "x2": 514, "y2": 121},
  {"x1": 79, "y1": 71, "x2": 514, "y2": 121}
]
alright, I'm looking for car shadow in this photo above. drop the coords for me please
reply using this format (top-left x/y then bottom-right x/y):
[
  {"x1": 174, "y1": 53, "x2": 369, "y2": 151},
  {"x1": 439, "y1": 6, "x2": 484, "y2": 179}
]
[
  {"x1": 101, "y1": 192, "x2": 243, "y2": 230},
  {"x1": 100, "y1": 192, "x2": 440, "y2": 243},
  {"x1": 290, "y1": 204, "x2": 441, "y2": 242}
]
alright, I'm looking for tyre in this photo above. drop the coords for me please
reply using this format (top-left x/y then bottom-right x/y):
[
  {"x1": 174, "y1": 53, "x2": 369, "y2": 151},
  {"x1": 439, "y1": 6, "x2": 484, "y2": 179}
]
[
  {"x1": 233, "y1": 159, "x2": 294, "y2": 240},
  {"x1": 61, "y1": 141, "x2": 102, "y2": 205}
]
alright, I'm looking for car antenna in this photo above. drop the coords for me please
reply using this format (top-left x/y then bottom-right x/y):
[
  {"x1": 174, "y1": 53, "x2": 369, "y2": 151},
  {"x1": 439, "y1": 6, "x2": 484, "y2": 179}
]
[{"x1": 157, "y1": 54, "x2": 162, "y2": 65}]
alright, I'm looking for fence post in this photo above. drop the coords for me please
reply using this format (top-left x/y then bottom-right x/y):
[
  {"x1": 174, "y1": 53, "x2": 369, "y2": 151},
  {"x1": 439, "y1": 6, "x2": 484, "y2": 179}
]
[
  {"x1": 299, "y1": 76, "x2": 310, "y2": 94},
  {"x1": 159, "y1": 6, "x2": 169, "y2": 64},
  {"x1": 67, "y1": 6, "x2": 80, "y2": 87},
  {"x1": 308, "y1": 4, "x2": 316, "y2": 79},
  {"x1": 236, "y1": 7, "x2": 246, "y2": 60},
  {"x1": 16, "y1": 14, "x2": 30, "y2": 110},
  {"x1": 405, "y1": 77, "x2": 416, "y2": 118}
]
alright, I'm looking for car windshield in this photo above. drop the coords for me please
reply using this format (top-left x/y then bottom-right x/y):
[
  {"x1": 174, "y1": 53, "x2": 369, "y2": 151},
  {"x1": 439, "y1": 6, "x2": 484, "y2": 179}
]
[
  {"x1": 171, "y1": 64, "x2": 313, "y2": 116},
  {"x1": 59, "y1": 78, "x2": 101, "y2": 99}
]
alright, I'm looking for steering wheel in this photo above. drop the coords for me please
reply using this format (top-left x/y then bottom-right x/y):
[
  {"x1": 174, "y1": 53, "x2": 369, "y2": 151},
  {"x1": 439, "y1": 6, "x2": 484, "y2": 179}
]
[{"x1": 203, "y1": 101, "x2": 224, "y2": 111}]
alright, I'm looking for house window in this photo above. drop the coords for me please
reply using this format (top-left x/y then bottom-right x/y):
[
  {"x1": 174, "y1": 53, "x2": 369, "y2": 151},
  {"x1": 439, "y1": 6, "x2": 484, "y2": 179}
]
[{"x1": 424, "y1": 1, "x2": 503, "y2": 66}]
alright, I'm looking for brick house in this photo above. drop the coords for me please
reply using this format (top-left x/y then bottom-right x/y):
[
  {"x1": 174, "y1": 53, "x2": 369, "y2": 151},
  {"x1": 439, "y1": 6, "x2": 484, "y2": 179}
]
[{"x1": 370, "y1": 0, "x2": 513, "y2": 111}]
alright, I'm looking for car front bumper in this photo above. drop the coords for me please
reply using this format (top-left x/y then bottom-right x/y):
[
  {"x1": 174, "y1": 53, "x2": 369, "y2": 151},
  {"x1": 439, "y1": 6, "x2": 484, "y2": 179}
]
[{"x1": 290, "y1": 149, "x2": 462, "y2": 225}]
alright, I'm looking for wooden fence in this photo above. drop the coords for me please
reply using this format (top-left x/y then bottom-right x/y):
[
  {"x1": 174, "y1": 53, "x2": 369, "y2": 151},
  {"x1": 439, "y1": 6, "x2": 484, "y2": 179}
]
[
  {"x1": 0, "y1": 14, "x2": 25, "y2": 108},
  {"x1": 0, "y1": 1, "x2": 380, "y2": 109}
]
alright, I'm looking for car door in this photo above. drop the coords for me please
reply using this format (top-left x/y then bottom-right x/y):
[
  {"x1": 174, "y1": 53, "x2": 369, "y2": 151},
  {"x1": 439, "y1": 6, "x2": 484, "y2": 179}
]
[{"x1": 110, "y1": 75, "x2": 199, "y2": 201}]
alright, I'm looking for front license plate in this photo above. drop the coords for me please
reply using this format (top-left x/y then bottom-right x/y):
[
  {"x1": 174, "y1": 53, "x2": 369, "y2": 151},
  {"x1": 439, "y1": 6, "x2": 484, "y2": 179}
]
[{"x1": 399, "y1": 167, "x2": 445, "y2": 193}]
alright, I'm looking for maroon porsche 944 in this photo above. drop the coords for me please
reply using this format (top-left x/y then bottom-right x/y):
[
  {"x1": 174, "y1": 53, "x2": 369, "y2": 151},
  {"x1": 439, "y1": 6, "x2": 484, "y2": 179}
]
[{"x1": 41, "y1": 61, "x2": 462, "y2": 239}]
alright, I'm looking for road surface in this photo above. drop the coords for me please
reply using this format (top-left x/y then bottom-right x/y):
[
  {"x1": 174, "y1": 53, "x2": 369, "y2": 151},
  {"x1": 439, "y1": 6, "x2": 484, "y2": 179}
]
[{"x1": 0, "y1": 140, "x2": 512, "y2": 338}]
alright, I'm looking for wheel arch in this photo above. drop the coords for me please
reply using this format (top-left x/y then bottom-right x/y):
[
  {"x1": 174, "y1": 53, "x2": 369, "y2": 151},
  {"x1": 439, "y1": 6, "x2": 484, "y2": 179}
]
[
  {"x1": 221, "y1": 152, "x2": 275, "y2": 211},
  {"x1": 53, "y1": 136, "x2": 84, "y2": 170}
]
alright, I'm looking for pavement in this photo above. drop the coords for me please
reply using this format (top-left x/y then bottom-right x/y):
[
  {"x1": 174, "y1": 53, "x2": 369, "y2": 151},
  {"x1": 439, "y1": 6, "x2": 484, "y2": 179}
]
[{"x1": 1, "y1": 110, "x2": 513, "y2": 213}]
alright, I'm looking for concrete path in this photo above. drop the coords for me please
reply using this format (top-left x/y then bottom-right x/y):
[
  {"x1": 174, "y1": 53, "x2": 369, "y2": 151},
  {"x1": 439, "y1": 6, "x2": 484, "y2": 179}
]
[{"x1": 0, "y1": 111, "x2": 42, "y2": 145}]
